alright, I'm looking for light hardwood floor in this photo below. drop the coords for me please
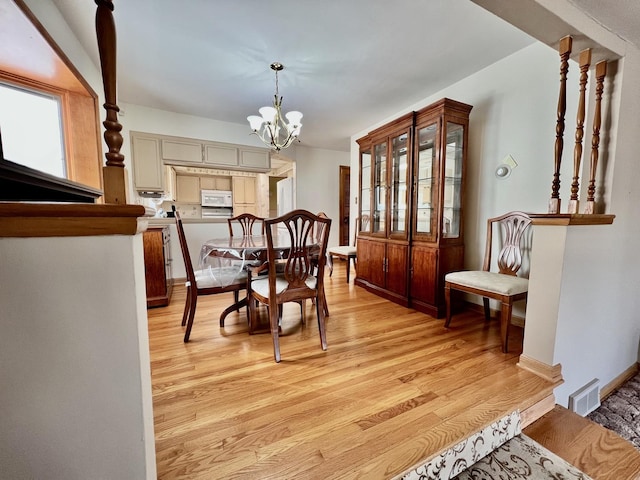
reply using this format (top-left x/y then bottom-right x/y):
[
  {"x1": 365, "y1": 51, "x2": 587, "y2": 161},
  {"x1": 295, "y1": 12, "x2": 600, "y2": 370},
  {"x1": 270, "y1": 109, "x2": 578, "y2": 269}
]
[{"x1": 148, "y1": 262, "x2": 561, "y2": 479}]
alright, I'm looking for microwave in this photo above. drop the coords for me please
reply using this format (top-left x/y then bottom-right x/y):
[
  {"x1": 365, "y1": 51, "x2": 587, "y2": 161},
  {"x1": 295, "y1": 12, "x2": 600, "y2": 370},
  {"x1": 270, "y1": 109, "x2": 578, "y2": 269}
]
[{"x1": 201, "y1": 189, "x2": 233, "y2": 207}]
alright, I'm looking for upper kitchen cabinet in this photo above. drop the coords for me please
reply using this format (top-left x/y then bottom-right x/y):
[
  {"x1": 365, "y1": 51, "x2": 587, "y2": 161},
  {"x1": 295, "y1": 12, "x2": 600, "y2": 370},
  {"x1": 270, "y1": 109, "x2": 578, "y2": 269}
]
[
  {"x1": 355, "y1": 98, "x2": 472, "y2": 317},
  {"x1": 239, "y1": 147, "x2": 270, "y2": 170},
  {"x1": 204, "y1": 143, "x2": 238, "y2": 167},
  {"x1": 161, "y1": 137, "x2": 203, "y2": 164},
  {"x1": 131, "y1": 132, "x2": 164, "y2": 193}
]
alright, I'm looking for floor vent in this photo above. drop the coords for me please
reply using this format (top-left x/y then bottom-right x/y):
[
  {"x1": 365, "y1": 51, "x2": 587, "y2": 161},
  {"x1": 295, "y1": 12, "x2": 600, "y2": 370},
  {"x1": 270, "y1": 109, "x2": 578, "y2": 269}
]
[{"x1": 569, "y1": 378, "x2": 601, "y2": 416}]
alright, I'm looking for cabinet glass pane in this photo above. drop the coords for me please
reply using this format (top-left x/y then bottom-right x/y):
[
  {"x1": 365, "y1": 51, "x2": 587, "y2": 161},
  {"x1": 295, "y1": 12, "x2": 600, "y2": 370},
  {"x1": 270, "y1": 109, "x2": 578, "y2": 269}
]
[
  {"x1": 442, "y1": 122, "x2": 464, "y2": 238},
  {"x1": 360, "y1": 149, "x2": 371, "y2": 232},
  {"x1": 373, "y1": 141, "x2": 387, "y2": 233},
  {"x1": 390, "y1": 132, "x2": 408, "y2": 233},
  {"x1": 415, "y1": 123, "x2": 437, "y2": 234}
]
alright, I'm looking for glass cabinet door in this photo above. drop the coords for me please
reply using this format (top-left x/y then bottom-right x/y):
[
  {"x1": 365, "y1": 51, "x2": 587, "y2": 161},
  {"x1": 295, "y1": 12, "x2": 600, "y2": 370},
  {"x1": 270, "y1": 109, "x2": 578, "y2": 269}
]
[
  {"x1": 372, "y1": 141, "x2": 387, "y2": 234},
  {"x1": 442, "y1": 122, "x2": 465, "y2": 238},
  {"x1": 415, "y1": 123, "x2": 437, "y2": 239},
  {"x1": 359, "y1": 147, "x2": 371, "y2": 233},
  {"x1": 389, "y1": 131, "x2": 409, "y2": 236}
]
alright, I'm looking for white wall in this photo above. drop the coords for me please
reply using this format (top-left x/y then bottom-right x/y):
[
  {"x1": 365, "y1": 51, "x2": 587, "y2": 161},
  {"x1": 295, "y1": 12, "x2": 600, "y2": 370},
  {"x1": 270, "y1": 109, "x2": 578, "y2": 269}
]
[
  {"x1": 293, "y1": 145, "x2": 350, "y2": 248},
  {"x1": 0, "y1": 235, "x2": 156, "y2": 479}
]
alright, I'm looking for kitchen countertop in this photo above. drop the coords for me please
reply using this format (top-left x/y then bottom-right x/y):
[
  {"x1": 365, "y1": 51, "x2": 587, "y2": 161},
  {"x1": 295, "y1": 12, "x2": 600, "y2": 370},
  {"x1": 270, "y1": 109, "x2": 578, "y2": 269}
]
[{"x1": 148, "y1": 217, "x2": 229, "y2": 226}]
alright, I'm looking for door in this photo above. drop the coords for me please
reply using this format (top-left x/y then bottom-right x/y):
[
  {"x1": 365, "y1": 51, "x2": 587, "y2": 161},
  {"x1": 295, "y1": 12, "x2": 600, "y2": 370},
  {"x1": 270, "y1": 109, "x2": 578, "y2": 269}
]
[{"x1": 339, "y1": 166, "x2": 350, "y2": 245}]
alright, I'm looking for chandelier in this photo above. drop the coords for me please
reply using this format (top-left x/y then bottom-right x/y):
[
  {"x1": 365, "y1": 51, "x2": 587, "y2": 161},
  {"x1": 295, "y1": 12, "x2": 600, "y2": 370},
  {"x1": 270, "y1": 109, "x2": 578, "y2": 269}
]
[{"x1": 247, "y1": 62, "x2": 303, "y2": 151}]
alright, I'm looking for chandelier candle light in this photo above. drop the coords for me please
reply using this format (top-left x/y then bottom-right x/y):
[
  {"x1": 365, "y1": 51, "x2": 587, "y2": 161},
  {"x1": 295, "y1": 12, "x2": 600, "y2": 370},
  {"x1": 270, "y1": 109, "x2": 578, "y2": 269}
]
[{"x1": 247, "y1": 62, "x2": 303, "y2": 151}]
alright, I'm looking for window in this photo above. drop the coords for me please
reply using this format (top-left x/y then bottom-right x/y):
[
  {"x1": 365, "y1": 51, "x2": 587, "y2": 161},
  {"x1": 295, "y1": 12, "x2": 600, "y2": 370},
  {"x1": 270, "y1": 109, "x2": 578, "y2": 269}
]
[{"x1": 0, "y1": 82, "x2": 66, "y2": 178}]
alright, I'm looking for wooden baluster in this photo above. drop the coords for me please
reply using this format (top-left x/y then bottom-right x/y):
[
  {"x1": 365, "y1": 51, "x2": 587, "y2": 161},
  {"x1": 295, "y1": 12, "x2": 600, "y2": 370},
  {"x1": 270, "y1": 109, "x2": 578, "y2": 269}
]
[
  {"x1": 568, "y1": 49, "x2": 591, "y2": 214},
  {"x1": 95, "y1": 0, "x2": 127, "y2": 204},
  {"x1": 584, "y1": 61, "x2": 607, "y2": 214},
  {"x1": 549, "y1": 36, "x2": 572, "y2": 214}
]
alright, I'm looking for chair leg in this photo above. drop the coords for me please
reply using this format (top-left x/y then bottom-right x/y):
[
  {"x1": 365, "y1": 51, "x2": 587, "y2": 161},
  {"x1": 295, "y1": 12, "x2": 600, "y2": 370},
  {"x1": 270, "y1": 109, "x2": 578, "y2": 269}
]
[
  {"x1": 234, "y1": 290, "x2": 239, "y2": 304},
  {"x1": 316, "y1": 294, "x2": 328, "y2": 351},
  {"x1": 248, "y1": 294, "x2": 258, "y2": 334},
  {"x1": 500, "y1": 300, "x2": 512, "y2": 353},
  {"x1": 327, "y1": 253, "x2": 334, "y2": 277},
  {"x1": 181, "y1": 286, "x2": 191, "y2": 326},
  {"x1": 483, "y1": 297, "x2": 491, "y2": 321},
  {"x1": 270, "y1": 302, "x2": 281, "y2": 363},
  {"x1": 183, "y1": 290, "x2": 198, "y2": 342},
  {"x1": 346, "y1": 255, "x2": 354, "y2": 283},
  {"x1": 444, "y1": 283, "x2": 453, "y2": 328}
]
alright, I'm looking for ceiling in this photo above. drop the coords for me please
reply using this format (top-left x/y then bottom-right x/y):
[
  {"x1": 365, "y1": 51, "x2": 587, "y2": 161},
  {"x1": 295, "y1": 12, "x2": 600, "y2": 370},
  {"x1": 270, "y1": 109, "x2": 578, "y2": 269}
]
[{"x1": 48, "y1": 0, "x2": 636, "y2": 152}]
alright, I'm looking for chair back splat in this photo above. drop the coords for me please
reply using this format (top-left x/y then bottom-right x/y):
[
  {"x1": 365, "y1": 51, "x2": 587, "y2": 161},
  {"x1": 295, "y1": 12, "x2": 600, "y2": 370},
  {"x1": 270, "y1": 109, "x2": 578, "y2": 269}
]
[
  {"x1": 228, "y1": 213, "x2": 265, "y2": 236},
  {"x1": 484, "y1": 211, "x2": 532, "y2": 275},
  {"x1": 445, "y1": 211, "x2": 532, "y2": 353}
]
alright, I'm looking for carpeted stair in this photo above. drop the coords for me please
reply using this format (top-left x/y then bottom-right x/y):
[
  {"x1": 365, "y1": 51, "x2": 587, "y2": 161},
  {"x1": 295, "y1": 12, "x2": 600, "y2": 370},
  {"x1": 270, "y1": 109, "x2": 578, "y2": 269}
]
[{"x1": 397, "y1": 410, "x2": 592, "y2": 480}]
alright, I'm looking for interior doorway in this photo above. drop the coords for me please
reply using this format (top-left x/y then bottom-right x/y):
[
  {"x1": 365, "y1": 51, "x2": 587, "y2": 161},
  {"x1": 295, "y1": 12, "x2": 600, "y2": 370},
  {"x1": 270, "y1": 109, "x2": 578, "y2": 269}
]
[{"x1": 339, "y1": 166, "x2": 350, "y2": 245}]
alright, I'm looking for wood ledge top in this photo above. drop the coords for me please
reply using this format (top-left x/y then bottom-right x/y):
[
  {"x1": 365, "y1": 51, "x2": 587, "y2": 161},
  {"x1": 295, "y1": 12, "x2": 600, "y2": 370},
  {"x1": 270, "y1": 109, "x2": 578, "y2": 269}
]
[
  {"x1": 0, "y1": 202, "x2": 151, "y2": 237},
  {"x1": 529, "y1": 213, "x2": 615, "y2": 226}
]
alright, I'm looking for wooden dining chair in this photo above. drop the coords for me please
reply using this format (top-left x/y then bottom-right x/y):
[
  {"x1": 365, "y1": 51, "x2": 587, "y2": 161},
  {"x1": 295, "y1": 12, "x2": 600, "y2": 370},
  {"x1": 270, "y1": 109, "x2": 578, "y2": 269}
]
[
  {"x1": 175, "y1": 211, "x2": 248, "y2": 342},
  {"x1": 444, "y1": 211, "x2": 532, "y2": 353},
  {"x1": 327, "y1": 214, "x2": 370, "y2": 283},
  {"x1": 227, "y1": 213, "x2": 265, "y2": 237},
  {"x1": 247, "y1": 209, "x2": 331, "y2": 362}
]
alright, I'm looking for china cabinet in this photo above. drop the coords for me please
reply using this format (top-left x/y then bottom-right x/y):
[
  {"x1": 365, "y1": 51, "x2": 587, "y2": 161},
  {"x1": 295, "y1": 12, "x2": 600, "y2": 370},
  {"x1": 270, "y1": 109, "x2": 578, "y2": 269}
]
[{"x1": 356, "y1": 98, "x2": 472, "y2": 316}]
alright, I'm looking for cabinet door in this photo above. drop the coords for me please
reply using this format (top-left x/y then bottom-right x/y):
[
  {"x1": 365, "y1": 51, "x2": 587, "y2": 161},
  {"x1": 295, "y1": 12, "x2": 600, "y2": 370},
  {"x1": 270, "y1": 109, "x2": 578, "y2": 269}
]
[
  {"x1": 441, "y1": 122, "x2": 465, "y2": 239},
  {"x1": 239, "y1": 148, "x2": 270, "y2": 170},
  {"x1": 131, "y1": 135, "x2": 164, "y2": 191},
  {"x1": 357, "y1": 238, "x2": 385, "y2": 287},
  {"x1": 409, "y1": 245, "x2": 437, "y2": 305},
  {"x1": 385, "y1": 243, "x2": 408, "y2": 296},
  {"x1": 233, "y1": 177, "x2": 256, "y2": 204},
  {"x1": 359, "y1": 145, "x2": 372, "y2": 234},
  {"x1": 389, "y1": 130, "x2": 410, "y2": 239},
  {"x1": 176, "y1": 175, "x2": 200, "y2": 203},
  {"x1": 199, "y1": 176, "x2": 216, "y2": 190},
  {"x1": 162, "y1": 139, "x2": 202, "y2": 164},
  {"x1": 413, "y1": 122, "x2": 438, "y2": 241},
  {"x1": 204, "y1": 144, "x2": 238, "y2": 167},
  {"x1": 372, "y1": 140, "x2": 387, "y2": 235},
  {"x1": 215, "y1": 176, "x2": 232, "y2": 191}
]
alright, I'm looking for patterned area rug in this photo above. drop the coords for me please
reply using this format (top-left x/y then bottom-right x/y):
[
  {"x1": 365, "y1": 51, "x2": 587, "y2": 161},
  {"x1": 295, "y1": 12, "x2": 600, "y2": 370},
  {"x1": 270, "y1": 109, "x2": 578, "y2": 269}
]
[
  {"x1": 587, "y1": 371, "x2": 640, "y2": 450},
  {"x1": 452, "y1": 434, "x2": 592, "y2": 480}
]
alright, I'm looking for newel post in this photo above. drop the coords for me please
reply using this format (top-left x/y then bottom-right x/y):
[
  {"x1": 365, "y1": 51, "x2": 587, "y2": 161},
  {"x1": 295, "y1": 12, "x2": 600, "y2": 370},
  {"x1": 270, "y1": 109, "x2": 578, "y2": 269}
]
[{"x1": 95, "y1": 0, "x2": 127, "y2": 204}]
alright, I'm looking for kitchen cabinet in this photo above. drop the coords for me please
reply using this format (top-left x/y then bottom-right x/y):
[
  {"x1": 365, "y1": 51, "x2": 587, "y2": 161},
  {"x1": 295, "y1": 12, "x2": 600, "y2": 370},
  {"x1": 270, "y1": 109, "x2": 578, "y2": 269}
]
[
  {"x1": 143, "y1": 226, "x2": 173, "y2": 308},
  {"x1": 232, "y1": 176, "x2": 257, "y2": 215},
  {"x1": 204, "y1": 143, "x2": 238, "y2": 167},
  {"x1": 356, "y1": 98, "x2": 472, "y2": 317},
  {"x1": 200, "y1": 175, "x2": 232, "y2": 191},
  {"x1": 239, "y1": 147, "x2": 270, "y2": 170},
  {"x1": 131, "y1": 132, "x2": 164, "y2": 193},
  {"x1": 161, "y1": 137, "x2": 203, "y2": 164},
  {"x1": 175, "y1": 175, "x2": 200, "y2": 203},
  {"x1": 130, "y1": 131, "x2": 272, "y2": 173}
]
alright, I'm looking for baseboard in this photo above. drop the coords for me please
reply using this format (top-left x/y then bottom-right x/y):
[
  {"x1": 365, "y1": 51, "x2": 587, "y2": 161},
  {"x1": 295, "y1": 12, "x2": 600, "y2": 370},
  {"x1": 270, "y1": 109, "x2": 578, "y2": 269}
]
[
  {"x1": 600, "y1": 362, "x2": 639, "y2": 400},
  {"x1": 172, "y1": 277, "x2": 186, "y2": 286},
  {"x1": 517, "y1": 354, "x2": 563, "y2": 384},
  {"x1": 464, "y1": 301, "x2": 525, "y2": 327}
]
